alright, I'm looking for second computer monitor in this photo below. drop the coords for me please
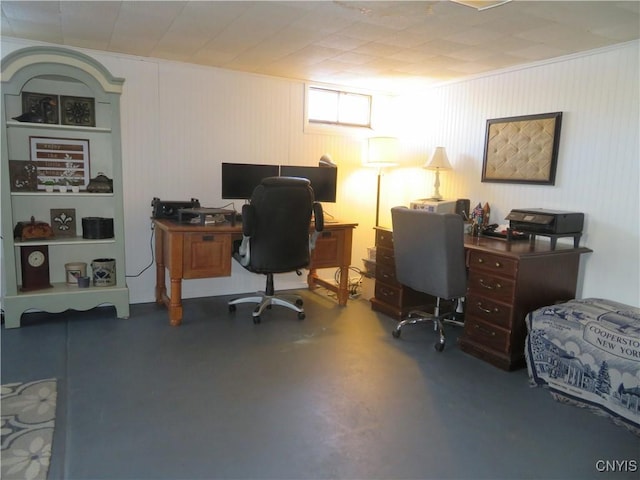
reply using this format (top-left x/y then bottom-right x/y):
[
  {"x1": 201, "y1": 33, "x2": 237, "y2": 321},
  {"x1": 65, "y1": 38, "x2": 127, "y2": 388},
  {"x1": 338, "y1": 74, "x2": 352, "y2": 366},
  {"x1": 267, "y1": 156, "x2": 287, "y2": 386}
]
[
  {"x1": 280, "y1": 165, "x2": 337, "y2": 203},
  {"x1": 221, "y1": 163, "x2": 280, "y2": 199}
]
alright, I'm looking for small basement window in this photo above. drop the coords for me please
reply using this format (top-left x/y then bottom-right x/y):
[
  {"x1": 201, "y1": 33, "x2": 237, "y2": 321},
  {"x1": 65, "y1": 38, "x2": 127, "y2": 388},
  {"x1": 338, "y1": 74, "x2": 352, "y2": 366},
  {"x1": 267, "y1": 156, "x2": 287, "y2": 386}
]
[{"x1": 307, "y1": 86, "x2": 372, "y2": 128}]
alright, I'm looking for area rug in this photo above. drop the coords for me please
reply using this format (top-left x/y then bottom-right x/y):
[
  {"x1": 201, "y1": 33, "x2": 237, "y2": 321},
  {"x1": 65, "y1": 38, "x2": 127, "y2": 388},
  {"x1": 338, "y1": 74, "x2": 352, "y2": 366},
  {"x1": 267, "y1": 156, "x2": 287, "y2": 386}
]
[{"x1": 1, "y1": 379, "x2": 57, "y2": 480}]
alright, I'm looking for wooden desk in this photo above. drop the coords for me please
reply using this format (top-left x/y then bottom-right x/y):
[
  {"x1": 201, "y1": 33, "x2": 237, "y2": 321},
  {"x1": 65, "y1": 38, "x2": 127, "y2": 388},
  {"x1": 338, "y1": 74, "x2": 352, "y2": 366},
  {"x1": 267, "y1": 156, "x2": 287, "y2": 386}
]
[
  {"x1": 153, "y1": 219, "x2": 357, "y2": 326},
  {"x1": 371, "y1": 227, "x2": 592, "y2": 370}
]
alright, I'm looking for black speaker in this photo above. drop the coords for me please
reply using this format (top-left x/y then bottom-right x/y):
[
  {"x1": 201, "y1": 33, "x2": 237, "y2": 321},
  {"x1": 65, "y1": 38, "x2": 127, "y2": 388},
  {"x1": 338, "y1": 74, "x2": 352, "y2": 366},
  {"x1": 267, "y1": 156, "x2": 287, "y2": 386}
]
[{"x1": 455, "y1": 199, "x2": 470, "y2": 220}]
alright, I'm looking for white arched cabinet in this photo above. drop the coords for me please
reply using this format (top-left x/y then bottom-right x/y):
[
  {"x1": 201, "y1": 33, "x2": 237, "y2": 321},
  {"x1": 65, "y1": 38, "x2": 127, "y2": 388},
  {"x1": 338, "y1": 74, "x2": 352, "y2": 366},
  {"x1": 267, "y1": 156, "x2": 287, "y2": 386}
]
[{"x1": 1, "y1": 46, "x2": 129, "y2": 327}]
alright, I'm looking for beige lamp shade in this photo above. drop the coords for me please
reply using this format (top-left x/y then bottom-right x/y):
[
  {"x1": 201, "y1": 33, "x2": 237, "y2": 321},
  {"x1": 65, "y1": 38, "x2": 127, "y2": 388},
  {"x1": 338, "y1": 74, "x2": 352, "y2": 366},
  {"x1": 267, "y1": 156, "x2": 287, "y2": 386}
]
[
  {"x1": 424, "y1": 146, "x2": 452, "y2": 200},
  {"x1": 424, "y1": 146, "x2": 452, "y2": 171},
  {"x1": 366, "y1": 136, "x2": 399, "y2": 168}
]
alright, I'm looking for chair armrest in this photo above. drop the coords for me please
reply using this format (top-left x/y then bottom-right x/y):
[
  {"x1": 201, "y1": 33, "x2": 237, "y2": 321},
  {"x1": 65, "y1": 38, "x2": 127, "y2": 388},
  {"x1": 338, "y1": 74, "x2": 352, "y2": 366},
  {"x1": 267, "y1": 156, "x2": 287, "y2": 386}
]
[
  {"x1": 241, "y1": 204, "x2": 255, "y2": 236},
  {"x1": 313, "y1": 202, "x2": 324, "y2": 231},
  {"x1": 309, "y1": 202, "x2": 324, "y2": 252}
]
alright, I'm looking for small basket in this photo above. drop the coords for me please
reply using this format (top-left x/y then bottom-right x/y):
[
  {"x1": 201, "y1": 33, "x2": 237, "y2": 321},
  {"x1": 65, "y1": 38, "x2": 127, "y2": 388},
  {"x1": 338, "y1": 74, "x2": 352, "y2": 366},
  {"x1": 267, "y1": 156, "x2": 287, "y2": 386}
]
[{"x1": 82, "y1": 217, "x2": 114, "y2": 239}]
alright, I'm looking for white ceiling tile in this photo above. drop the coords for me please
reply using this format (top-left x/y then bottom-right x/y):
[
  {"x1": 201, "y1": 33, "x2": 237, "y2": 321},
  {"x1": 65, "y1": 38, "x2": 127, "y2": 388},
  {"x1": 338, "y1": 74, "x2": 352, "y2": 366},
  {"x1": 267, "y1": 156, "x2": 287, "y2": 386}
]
[
  {"x1": 508, "y1": 44, "x2": 569, "y2": 62},
  {"x1": 315, "y1": 34, "x2": 370, "y2": 51},
  {"x1": 444, "y1": 26, "x2": 507, "y2": 46},
  {"x1": 1, "y1": 0, "x2": 638, "y2": 93}
]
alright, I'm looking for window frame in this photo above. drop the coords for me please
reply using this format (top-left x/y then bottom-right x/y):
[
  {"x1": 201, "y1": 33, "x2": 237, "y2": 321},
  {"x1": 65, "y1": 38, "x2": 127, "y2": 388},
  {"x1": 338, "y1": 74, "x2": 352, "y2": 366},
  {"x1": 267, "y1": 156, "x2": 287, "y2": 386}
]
[{"x1": 304, "y1": 83, "x2": 374, "y2": 136}]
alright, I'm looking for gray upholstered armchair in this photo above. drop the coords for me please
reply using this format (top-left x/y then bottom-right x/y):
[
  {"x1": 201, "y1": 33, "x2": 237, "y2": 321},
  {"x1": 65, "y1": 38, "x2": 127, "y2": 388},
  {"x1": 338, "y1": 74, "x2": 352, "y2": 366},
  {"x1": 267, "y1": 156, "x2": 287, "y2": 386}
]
[
  {"x1": 390, "y1": 206, "x2": 467, "y2": 351},
  {"x1": 228, "y1": 176, "x2": 324, "y2": 323}
]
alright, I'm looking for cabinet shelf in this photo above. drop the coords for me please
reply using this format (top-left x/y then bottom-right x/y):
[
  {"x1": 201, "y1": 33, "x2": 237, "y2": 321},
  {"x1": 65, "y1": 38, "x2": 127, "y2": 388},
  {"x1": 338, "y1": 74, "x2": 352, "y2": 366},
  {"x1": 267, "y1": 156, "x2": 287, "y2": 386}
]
[
  {"x1": 11, "y1": 191, "x2": 113, "y2": 197},
  {"x1": 15, "y1": 281, "x2": 123, "y2": 297},
  {"x1": 6, "y1": 120, "x2": 111, "y2": 133},
  {"x1": 14, "y1": 236, "x2": 115, "y2": 247}
]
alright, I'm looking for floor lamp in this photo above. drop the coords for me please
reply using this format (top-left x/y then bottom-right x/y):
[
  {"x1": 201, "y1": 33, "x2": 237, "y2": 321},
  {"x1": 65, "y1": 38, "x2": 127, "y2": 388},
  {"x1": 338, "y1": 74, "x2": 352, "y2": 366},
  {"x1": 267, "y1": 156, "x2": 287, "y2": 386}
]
[{"x1": 366, "y1": 137, "x2": 398, "y2": 226}]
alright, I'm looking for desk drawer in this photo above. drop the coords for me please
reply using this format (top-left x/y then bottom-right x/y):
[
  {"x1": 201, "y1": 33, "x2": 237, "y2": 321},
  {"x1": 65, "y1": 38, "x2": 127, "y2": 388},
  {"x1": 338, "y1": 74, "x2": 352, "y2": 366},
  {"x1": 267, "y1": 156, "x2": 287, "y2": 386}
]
[
  {"x1": 467, "y1": 270, "x2": 516, "y2": 303},
  {"x1": 465, "y1": 292, "x2": 513, "y2": 329},
  {"x1": 463, "y1": 316, "x2": 510, "y2": 353},
  {"x1": 375, "y1": 246, "x2": 395, "y2": 268},
  {"x1": 375, "y1": 228, "x2": 394, "y2": 249},
  {"x1": 374, "y1": 281, "x2": 435, "y2": 310},
  {"x1": 376, "y1": 262, "x2": 400, "y2": 287},
  {"x1": 468, "y1": 251, "x2": 517, "y2": 277},
  {"x1": 183, "y1": 233, "x2": 231, "y2": 279},
  {"x1": 312, "y1": 229, "x2": 345, "y2": 268},
  {"x1": 374, "y1": 282, "x2": 402, "y2": 307}
]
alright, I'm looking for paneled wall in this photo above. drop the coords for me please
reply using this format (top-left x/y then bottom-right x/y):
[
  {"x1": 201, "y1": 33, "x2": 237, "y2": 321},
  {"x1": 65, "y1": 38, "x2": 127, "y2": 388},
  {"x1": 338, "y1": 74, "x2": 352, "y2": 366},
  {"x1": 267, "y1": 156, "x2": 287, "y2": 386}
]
[
  {"x1": 1, "y1": 38, "x2": 638, "y2": 307},
  {"x1": 386, "y1": 41, "x2": 639, "y2": 306}
]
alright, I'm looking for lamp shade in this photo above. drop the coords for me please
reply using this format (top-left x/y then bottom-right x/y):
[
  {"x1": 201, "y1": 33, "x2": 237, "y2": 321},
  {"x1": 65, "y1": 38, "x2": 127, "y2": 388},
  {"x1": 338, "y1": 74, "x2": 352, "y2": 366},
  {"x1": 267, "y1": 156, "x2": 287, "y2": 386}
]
[
  {"x1": 319, "y1": 154, "x2": 336, "y2": 167},
  {"x1": 424, "y1": 146, "x2": 452, "y2": 170},
  {"x1": 366, "y1": 136, "x2": 398, "y2": 167}
]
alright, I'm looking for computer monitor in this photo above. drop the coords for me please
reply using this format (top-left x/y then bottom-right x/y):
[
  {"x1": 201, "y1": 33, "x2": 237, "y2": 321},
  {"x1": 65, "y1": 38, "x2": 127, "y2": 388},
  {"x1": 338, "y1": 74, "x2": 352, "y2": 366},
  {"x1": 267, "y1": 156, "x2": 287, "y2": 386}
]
[
  {"x1": 280, "y1": 165, "x2": 337, "y2": 203},
  {"x1": 221, "y1": 163, "x2": 280, "y2": 199}
]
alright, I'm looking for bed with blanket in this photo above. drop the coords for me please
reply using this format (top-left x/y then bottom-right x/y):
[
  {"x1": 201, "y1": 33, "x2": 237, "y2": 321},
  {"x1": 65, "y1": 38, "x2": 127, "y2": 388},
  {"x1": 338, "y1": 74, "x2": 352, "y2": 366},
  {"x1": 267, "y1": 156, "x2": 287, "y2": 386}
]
[{"x1": 525, "y1": 298, "x2": 640, "y2": 435}]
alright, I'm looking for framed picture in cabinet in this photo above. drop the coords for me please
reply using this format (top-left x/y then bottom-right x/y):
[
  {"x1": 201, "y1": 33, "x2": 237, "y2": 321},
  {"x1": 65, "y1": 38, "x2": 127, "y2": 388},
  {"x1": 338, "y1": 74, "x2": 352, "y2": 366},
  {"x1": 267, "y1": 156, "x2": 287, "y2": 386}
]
[
  {"x1": 60, "y1": 95, "x2": 95, "y2": 127},
  {"x1": 9, "y1": 160, "x2": 39, "y2": 191},
  {"x1": 481, "y1": 112, "x2": 562, "y2": 185},
  {"x1": 21, "y1": 92, "x2": 59, "y2": 124},
  {"x1": 29, "y1": 137, "x2": 90, "y2": 190},
  {"x1": 50, "y1": 208, "x2": 77, "y2": 237}
]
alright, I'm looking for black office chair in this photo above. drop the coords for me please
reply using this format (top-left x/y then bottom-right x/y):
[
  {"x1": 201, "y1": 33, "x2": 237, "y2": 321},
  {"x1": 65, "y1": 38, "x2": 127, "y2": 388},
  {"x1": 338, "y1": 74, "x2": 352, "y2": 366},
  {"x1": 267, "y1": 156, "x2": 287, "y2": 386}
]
[
  {"x1": 228, "y1": 176, "x2": 324, "y2": 323},
  {"x1": 390, "y1": 207, "x2": 467, "y2": 351}
]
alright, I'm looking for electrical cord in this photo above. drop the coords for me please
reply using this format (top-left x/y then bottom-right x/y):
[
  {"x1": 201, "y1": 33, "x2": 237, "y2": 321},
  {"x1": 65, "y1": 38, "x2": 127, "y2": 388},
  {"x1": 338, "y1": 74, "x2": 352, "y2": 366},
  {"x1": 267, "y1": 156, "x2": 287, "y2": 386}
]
[
  {"x1": 125, "y1": 222, "x2": 155, "y2": 278},
  {"x1": 334, "y1": 266, "x2": 365, "y2": 298}
]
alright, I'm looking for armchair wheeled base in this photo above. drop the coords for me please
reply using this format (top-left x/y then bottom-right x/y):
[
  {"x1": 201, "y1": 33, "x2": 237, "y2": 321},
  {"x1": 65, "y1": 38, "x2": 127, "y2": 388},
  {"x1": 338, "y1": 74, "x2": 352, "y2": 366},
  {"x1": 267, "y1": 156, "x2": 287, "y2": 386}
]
[
  {"x1": 392, "y1": 298, "x2": 464, "y2": 352},
  {"x1": 228, "y1": 272, "x2": 305, "y2": 324}
]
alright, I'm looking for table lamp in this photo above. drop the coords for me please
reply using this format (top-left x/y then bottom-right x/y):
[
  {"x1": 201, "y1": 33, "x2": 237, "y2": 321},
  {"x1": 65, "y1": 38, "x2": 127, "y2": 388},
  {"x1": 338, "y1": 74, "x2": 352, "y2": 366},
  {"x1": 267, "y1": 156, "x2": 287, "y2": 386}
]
[
  {"x1": 366, "y1": 136, "x2": 398, "y2": 226},
  {"x1": 424, "y1": 146, "x2": 452, "y2": 201}
]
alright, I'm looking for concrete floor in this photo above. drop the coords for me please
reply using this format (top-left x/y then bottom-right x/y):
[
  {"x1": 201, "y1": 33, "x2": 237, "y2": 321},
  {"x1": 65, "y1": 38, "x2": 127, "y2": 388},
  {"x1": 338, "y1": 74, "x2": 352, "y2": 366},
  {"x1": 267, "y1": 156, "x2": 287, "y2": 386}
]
[{"x1": 2, "y1": 289, "x2": 638, "y2": 479}]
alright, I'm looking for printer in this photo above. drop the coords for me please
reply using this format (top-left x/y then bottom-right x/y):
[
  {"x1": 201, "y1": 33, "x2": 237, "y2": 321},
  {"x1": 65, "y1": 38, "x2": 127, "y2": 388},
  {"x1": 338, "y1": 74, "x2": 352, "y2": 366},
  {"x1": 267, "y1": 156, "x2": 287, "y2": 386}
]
[
  {"x1": 506, "y1": 208, "x2": 584, "y2": 234},
  {"x1": 152, "y1": 197, "x2": 200, "y2": 220}
]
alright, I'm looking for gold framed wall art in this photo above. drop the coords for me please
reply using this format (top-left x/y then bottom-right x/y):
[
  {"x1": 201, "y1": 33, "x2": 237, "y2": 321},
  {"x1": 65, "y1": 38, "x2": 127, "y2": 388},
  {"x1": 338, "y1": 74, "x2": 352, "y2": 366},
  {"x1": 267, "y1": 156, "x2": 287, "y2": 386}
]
[{"x1": 481, "y1": 112, "x2": 563, "y2": 185}]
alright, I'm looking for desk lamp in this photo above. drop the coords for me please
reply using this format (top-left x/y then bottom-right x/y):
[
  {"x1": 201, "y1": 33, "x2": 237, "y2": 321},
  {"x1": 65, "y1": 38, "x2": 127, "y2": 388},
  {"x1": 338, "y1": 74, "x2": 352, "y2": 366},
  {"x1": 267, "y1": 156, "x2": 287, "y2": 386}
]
[
  {"x1": 319, "y1": 154, "x2": 336, "y2": 167},
  {"x1": 424, "y1": 146, "x2": 452, "y2": 201},
  {"x1": 366, "y1": 136, "x2": 398, "y2": 226}
]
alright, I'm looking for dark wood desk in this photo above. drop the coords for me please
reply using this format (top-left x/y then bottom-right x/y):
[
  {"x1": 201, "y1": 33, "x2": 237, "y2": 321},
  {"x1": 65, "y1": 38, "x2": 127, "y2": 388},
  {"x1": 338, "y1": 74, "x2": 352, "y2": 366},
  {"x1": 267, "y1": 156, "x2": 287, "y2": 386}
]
[
  {"x1": 153, "y1": 219, "x2": 357, "y2": 326},
  {"x1": 371, "y1": 227, "x2": 592, "y2": 370}
]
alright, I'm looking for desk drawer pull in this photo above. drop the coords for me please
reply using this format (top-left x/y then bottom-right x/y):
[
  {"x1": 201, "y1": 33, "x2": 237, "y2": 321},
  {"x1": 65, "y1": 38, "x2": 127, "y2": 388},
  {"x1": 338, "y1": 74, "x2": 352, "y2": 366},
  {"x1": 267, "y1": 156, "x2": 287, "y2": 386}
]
[
  {"x1": 321, "y1": 232, "x2": 332, "y2": 238},
  {"x1": 203, "y1": 235, "x2": 215, "y2": 241},
  {"x1": 474, "y1": 323, "x2": 497, "y2": 336},
  {"x1": 477, "y1": 258, "x2": 502, "y2": 268},
  {"x1": 476, "y1": 302, "x2": 499, "y2": 314},
  {"x1": 479, "y1": 278, "x2": 501, "y2": 290}
]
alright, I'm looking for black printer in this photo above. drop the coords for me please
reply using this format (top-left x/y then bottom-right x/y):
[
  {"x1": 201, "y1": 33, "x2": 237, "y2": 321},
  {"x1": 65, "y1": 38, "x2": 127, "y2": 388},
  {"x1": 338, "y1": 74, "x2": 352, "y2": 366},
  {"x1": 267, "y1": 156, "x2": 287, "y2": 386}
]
[
  {"x1": 506, "y1": 208, "x2": 584, "y2": 234},
  {"x1": 152, "y1": 197, "x2": 200, "y2": 220}
]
